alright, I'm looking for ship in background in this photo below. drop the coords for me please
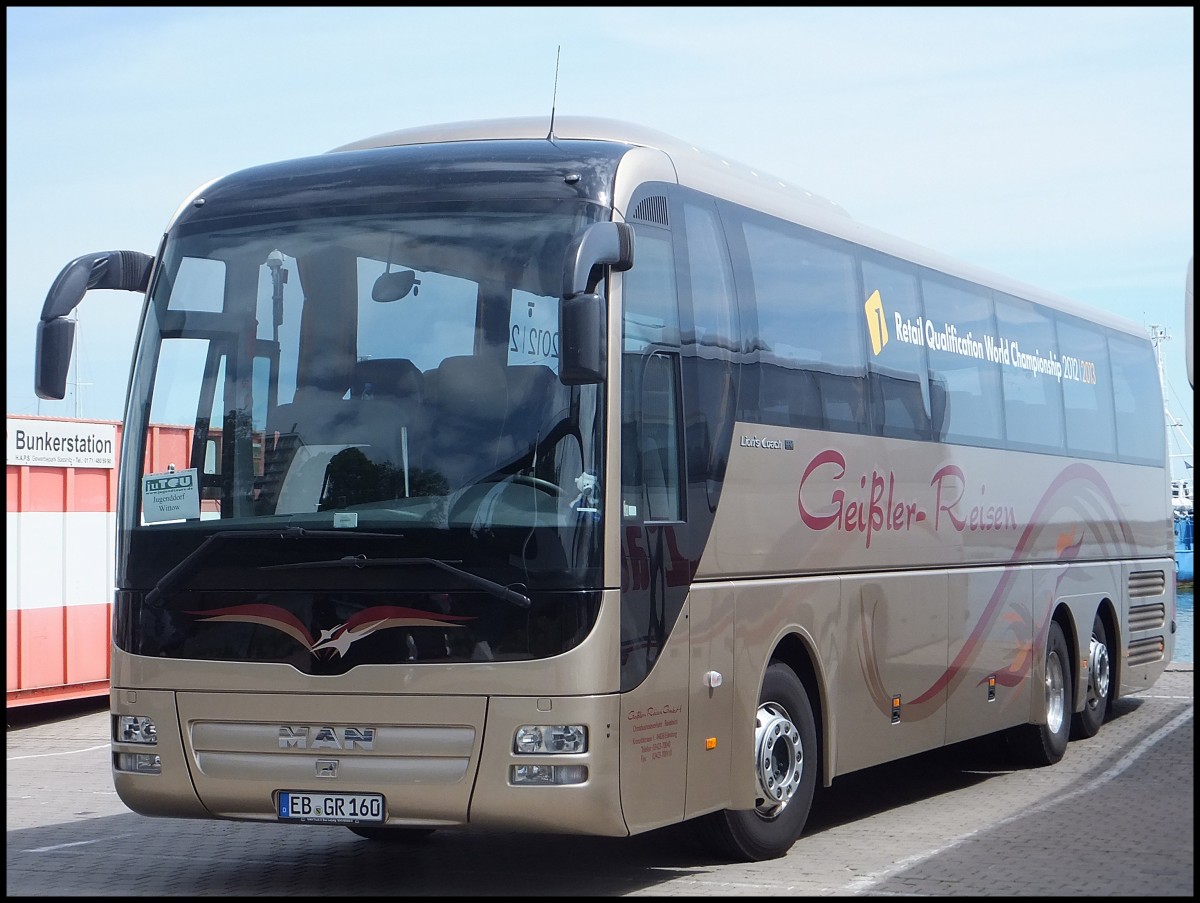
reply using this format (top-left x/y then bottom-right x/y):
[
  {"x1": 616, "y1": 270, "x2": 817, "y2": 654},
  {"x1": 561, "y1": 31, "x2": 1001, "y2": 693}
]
[
  {"x1": 1153, "y1": 326, "x2": 1193, "y2": 585},
  {"x1": 1174, "y1": 477, "x2": 1194, "y2": 584}
]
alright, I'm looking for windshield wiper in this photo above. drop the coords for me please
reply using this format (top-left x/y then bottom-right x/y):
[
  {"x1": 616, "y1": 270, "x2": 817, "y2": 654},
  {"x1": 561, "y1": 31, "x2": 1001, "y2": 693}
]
[
  {"x1": 143, "y1": 526, "x2": 406, "y2": 607},
  {"x1": 262, "y1": 555, "x2": 532, "y2": 608}
]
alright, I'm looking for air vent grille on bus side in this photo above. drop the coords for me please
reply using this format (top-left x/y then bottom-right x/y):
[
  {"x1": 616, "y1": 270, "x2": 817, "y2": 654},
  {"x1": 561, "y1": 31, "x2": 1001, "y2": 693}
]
[
  {"x1": 1126, "y1": 635, "x2": 1166, "y2": 666},
  {"x1": 1129, "y1": 601, "x2": 1167, "y2": 632},
  {"x1": 631, "y1": 196, "x2": 669, "y2": 226},
  {"x1": 1128, "y1": 570, "x2": 1166, "y2": 598}
]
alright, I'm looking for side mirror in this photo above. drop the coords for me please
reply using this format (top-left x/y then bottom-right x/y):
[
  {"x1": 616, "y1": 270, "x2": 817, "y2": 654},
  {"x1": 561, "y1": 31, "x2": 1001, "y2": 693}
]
[
  {"x1": 34, "y1": 250, "x2": 153, "y2": 400},
  {"x1": 559, "y1": 293, "x2": 606, "y2": 385},
  {"x1": 35, "y1": 318, "x2": 77, "y2": 401},
  {"x1": 559, "y1": 222, "x2": 634, "y2": 385}
]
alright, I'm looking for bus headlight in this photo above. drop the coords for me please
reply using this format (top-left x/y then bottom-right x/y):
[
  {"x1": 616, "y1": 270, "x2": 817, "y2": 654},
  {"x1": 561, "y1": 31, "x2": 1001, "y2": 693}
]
[
  {"x1": 114, "y1": 714, "x2": 161, "y2": 773},
  {"x1": 114, "y1": 752, "x2": 162, "y2": 774},
  {"x1": 117, "y1": 714, "x2": 158, "y2": 744},
  {"x1": 510, "y1": 724, "x2": 588, "y2": 785},
  {"x1": 513, "y1": 724, "x2": 587, "y2": 754},
  {"x1": 510, "y1": 763, "x2": 588, "y2": 785}
]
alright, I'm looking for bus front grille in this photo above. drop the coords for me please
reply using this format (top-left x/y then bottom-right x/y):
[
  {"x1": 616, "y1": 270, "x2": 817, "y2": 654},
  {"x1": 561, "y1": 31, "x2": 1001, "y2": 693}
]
[{"x1": 176, "y1": 692, "x2": 485, "y2": 823}]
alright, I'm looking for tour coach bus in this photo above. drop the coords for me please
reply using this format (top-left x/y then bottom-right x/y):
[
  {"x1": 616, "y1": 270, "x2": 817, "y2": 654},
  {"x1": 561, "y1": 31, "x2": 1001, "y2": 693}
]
[{"x1": 34, "y1": 116, "x2": 1176, "y2": 861}]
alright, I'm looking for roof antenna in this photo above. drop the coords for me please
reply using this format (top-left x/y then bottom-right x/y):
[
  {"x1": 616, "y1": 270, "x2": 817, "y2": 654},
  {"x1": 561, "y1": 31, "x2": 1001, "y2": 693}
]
[{"x1": 547, "y1": 45, "x2": 560, "y2": 140}]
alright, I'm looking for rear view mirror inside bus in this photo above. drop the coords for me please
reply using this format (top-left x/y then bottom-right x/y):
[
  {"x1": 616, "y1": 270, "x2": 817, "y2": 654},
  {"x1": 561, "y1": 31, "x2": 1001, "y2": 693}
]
[{"x1": 372, "y1": 269, "x2": 420, "y2": 302}]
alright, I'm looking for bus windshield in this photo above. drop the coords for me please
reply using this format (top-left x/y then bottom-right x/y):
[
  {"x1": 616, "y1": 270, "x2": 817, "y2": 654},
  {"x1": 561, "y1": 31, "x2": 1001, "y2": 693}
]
[{"x1": 118, "y1": 198, "x2": 607, "y2": 602}]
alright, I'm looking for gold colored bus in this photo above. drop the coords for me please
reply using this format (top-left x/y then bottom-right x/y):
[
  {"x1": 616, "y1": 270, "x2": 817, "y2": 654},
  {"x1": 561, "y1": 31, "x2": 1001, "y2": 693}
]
[{"x1": 35, "y1": 117, "x2": 1177, "y2": 861}]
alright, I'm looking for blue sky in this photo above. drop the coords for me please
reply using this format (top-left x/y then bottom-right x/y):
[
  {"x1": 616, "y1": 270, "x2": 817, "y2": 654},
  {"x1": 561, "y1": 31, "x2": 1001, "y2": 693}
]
[{"x1": 6, "y1": 6, "x2": 1194, "y2": 477}]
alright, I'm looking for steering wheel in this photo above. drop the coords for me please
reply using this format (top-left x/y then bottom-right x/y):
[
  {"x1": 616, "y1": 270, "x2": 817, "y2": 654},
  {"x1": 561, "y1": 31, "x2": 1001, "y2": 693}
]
[
  {"x1": 502, "y1": 474, "x2": 563, "y2": 497},
  {"x1": 447, "y1": 474, "x2": 564, "y2": 523}
]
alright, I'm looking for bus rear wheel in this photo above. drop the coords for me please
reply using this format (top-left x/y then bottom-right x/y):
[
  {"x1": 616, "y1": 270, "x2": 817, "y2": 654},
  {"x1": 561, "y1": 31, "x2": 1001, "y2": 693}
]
[
  {"x1": 1006, "y1": 620, "x2": 1072, "y2": 767},
  {"x1": 1071, "y1": 613, "x2": 1111, "y2": 740},
  {"x1": 693, "y1": 661, "x2": 817, "y2": 862}
]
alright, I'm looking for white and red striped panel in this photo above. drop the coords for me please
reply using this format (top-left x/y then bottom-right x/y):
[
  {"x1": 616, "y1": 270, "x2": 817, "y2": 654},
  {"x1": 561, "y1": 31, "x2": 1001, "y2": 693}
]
[{"x1": 6, "y1": 416, "x2": 198, "y2": 707}]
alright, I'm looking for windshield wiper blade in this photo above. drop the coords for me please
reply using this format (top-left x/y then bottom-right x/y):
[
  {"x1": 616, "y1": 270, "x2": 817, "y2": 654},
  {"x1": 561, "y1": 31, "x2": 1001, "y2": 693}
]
[
  {"x1": 143, "y1": 526, "x2": 405, "y2": 607},
  {"x1": 262, "y1": 555, "x2": 532, "y2": 609}
]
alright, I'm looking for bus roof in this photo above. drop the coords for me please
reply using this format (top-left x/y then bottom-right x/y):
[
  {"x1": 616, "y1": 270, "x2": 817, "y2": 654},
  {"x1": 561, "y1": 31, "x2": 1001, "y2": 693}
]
[
  {"x1": 331, "y1": 114, "x2": 850, "y2": 216},
  {"x1": 334, "y1": 115, "x2": 1147, "y2": 340}
]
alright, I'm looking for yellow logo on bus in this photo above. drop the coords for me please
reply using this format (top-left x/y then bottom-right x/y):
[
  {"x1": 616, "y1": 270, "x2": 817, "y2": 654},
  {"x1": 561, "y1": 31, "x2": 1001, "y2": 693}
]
[{"x1": 865, "y1": 289, "x2": 889, "y2": 356}]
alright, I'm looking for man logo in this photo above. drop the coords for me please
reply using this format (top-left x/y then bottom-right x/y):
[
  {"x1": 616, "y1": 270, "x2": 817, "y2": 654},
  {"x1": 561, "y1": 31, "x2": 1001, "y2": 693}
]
[
  {"x1": 865, "y1": 289, "x2": 889, "y2": 356},
  {"x1": 279, "y1": 726, "x2": 376, "y2": 750}
]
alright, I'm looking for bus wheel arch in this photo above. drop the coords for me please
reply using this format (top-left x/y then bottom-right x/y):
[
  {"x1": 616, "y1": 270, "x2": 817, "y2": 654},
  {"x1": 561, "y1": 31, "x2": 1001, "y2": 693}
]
[
  {"x1": 769, "y1": 633, "x2": 826, "y2": 781},
  {"x1": 693, "y1": 635, "x2": 820, "y2": 862},
  {"x1": 1071, "y1": 601, "x2": 1116, "y2": 740}
]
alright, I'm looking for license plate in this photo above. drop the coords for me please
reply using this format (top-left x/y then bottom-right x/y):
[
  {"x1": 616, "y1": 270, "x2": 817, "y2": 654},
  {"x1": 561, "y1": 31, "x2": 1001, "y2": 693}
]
[{"x1": 277, "y1": 791, "x2": 385, "y2": 824}]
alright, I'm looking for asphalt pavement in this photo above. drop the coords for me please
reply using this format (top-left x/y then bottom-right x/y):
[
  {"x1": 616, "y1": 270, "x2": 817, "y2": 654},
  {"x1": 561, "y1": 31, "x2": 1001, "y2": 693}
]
[{"x1": 6, "y1": 663, "x2": 1193, "y2": 896}]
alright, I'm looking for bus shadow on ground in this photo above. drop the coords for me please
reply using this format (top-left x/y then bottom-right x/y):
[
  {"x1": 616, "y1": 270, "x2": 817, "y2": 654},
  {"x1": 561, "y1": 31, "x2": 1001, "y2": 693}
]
[
  {"x1": 5, "y1": 809, "x2": 713, "y2": 896},
  {"x1": 801, "y1": 696, "x2": 1147, "y2": 838}
]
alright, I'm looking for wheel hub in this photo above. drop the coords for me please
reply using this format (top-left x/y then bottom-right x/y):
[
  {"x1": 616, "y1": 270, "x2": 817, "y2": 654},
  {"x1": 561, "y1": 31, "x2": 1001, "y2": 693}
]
[
  {"x1": 1045, "y1": 648, "x2": 1066, "y2": 733},
  {"x1": 1088, "y1": 634, "x2": 1111, "y2": 702},
  {"x1": 754, "y1": 702, "x2": 803, "y2": 816}
]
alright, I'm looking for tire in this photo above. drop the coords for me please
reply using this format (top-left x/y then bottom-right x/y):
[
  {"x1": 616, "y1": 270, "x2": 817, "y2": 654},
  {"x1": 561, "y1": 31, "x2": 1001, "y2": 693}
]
[
  {"x1": 1007, "y1": 620, "x2": 1073, "y2": 767},
  {"x1": 1071, "y1": 613, "x2": 1112, "y2": 740},
  {"x1": 693, "y1": 661, "x2": 817, "y2": 862},
  {"x1": 347, "y1": 826, "x2": 437, "y2": 842}
]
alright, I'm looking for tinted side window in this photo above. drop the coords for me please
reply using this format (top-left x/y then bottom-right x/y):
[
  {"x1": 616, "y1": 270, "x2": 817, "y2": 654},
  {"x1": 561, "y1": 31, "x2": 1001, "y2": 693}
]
[
  {"x1": 683, "y1": 200, "x2": 736, "y2": 353},
  {"x1": 922, "y1": 275, "x2": 1003, "y2": 446},
  {"x1": 680, "y1": 196, "x2": 739, "y2": 493},
  {"x1": 994, "y1": 292, "x2": 1064, "y2": 453},
  {"x1": 742, "y1": 216, "x2": 866, "y2": 432},
  {"x1": 861, "y1": 254, "x2": 932, "y2": 441},
  {"x1": 1109, "y1": 331, "x2": 1165, "y2": 465},
  {"x1": 623, "y1": 226, "x2": 680, "y2": 352},
  {"x1": 1058, "y1": 316, "x2": 1115, "y2": 457},
  {"x1": 621, "y1": 225, "x2": 683, "y2": 523}
]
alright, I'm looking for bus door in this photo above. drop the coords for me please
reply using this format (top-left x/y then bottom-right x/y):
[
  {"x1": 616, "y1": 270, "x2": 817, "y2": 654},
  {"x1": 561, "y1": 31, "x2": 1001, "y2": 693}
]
[
  {"x1": 616, "y1": 187, "x2": 744, "y2": 828},
  {"x1": 617, "y1": 201, "x2": 692, "y2": 831}
]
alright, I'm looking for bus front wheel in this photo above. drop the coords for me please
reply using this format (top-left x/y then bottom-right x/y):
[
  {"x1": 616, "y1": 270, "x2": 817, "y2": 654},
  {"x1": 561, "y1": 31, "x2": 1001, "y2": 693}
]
[{"x1": 694, "y1": 660, "x2": 817, "y2": 862}]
